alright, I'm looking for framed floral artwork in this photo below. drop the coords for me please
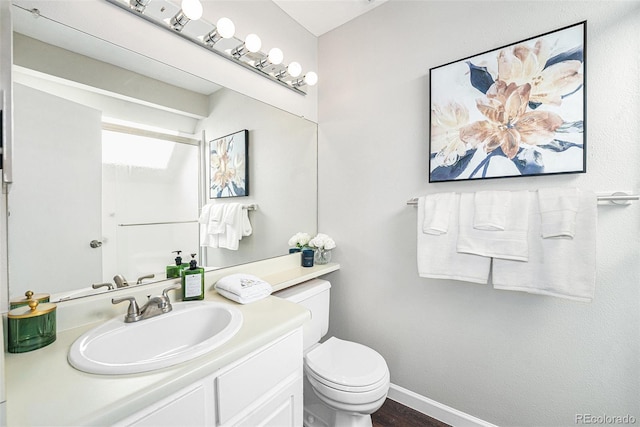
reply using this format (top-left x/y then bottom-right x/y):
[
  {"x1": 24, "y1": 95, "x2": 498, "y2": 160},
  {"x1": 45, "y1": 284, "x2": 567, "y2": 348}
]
[
  {"x1": 209, "y1": 129, "x2": 248, "y2": 198},
  {"x1": 429, "y1": 21, "x2": 586, "y2": 182}
]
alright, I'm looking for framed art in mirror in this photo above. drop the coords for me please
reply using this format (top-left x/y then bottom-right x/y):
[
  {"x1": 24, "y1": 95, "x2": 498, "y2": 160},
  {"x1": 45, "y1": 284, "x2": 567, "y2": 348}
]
[
  {"x1": 210, "y1": 129, "x2": 249, "y2": 198},
  {"x1": 429, "y1": 21, "x2": 586, "y2": 183}
]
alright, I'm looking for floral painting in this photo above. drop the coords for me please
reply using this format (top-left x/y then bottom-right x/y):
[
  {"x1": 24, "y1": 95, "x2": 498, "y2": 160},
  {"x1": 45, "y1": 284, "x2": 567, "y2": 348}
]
[
  {"x1": 210, "y1": 129, "x2": 248, "y2": 198},
  {"x1": 429, "y1": 21, "x2": 586, "y2": 182}
]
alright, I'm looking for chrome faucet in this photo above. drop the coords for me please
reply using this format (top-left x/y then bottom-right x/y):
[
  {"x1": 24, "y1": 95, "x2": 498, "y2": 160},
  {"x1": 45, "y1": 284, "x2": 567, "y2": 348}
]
[
  {"x1": 113, "y1": 274, "x2": 129, "y2": 288},
  {"x1": 112, "y1": 284, "x2": 181, "y2": 323}
]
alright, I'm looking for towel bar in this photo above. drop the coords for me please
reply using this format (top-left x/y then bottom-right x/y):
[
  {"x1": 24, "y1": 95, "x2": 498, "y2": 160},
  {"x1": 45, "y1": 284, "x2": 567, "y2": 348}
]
[
  {"x1": 120, "y1": 204, "x2": 259, "y2": 227},
  {"x1": 406, "y1": 192, "x2": 639, "y2": 206}
]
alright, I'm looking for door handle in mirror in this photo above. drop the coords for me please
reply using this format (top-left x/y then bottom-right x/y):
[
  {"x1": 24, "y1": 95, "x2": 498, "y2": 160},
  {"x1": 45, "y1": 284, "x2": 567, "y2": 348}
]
[{"x1": 90, "y1": 240, "x2": 102, "y2": 248}]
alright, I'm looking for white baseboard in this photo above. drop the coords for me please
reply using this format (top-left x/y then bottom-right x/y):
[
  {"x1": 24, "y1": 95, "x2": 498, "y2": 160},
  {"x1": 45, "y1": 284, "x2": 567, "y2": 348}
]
[{"x1": 387, "y1": 384, "x2": 498, "y2": 427}]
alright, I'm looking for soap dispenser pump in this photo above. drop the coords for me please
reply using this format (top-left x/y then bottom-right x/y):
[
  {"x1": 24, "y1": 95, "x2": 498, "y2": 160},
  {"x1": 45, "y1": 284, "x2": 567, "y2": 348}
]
[
  {"x1": 182, "y1": 253, "x2": 205, "y2": 301},
  {"x1": 166, "y1": 250, "x2": 189, "y2": 279}
]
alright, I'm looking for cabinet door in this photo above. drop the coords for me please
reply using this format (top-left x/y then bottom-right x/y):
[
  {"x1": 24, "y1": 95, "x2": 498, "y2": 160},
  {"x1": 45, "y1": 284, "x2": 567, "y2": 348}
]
[
  {"x1": 117, "y1": 381, "x2": 214, "y2": 427},
  {"x1": 216, "y1": 330, "x2": 303, "y2": 426},
  {"x1": 232, "y1": 377, "x2": 303, "y2": 427}
]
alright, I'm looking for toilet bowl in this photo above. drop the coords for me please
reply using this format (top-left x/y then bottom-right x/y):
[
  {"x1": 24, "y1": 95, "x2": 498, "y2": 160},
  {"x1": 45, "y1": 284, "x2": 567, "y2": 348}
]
[{"x1": 274, "y1": 279, "x2": 390, "y2": 427}]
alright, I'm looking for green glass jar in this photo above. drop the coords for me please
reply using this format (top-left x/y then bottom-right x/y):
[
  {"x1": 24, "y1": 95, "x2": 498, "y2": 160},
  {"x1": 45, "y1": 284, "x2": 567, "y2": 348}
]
[
  {"x1": 8, "y1": 300, "x2": 57, "y2": 353},
  {"x1": 10, "y1": 290, "x2": 50, "y2": 310}
]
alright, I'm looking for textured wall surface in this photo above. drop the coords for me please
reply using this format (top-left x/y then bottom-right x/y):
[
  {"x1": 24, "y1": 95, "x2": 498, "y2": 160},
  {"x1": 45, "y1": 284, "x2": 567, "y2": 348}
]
[{"x1": 318, "y1": 1, "x2": 640, "y2": 425}]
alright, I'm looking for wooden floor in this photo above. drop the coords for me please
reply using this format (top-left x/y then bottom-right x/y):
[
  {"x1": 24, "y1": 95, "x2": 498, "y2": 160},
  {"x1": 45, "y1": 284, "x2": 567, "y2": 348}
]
[{"x1": 372, "y1": 399, "x2": 451, "y2": 427}]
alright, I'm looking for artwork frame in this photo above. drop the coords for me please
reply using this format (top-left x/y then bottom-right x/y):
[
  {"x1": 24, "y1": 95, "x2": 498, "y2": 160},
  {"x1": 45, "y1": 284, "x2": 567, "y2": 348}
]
[
  {"x1": 429, "y1": 21, "x2": 586, "y2": 183},
  {"x1": 209, "y1": 129, "x2": 249, "y2": 198}
]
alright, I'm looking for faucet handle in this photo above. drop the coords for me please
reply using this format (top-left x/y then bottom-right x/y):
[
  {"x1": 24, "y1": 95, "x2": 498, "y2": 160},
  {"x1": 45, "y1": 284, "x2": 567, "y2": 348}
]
[
  {"x1": 162, "y1": 284, "x2": 182, "y2": 302},
  {"x1": 136, "y1": 274, "x2": 156, "y2": 285},
  {"x1": 92, "y1": 282, "x2": 114, "y2": 290},
  {"x1": 112, "y1": 296, "x2": 142, "y2": 323}
]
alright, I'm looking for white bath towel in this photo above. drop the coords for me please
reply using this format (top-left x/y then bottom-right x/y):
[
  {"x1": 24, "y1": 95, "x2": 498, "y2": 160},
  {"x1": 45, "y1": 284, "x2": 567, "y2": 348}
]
[
  {"x1": 457, "y1": 191, "x2": 530, "y2": 261},
  {"x1": 538, "y1": 187, "x2": 579, "y2": 239},
  {"x1": 422, "y1": 192, "x2": 456, "y2": 235},
  {"x1": 492, "y1": 190, "x2": 597, "y2": 302},
  {"x1": 215, "y1": 273, "x2": 272, "y2": 304},
  {"x1": 473, "y1": 191, "x2": 510, "y2": 231},
  {"x1": 417, "y1": 195, "x2": 491, "y2": 284}
]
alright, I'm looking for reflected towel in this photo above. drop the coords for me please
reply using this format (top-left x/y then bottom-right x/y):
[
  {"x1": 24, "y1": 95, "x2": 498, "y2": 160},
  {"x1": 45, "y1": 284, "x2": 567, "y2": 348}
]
[
  {"x1": 538, "y1": 187, "x2": 579, "y2": 239},
  {"x1": 492, "y1": 190, "x2": 597, "y2": 302},
  {"x1": 422, "y1": 192, "x2": 455, "y2": 235},
  {"x1": 417, "y1": 195, "x2": 491, "y2": 284},
  {"x1": 219, "y1": 203, "x2": 251, "y2": 250},
  {"x1": 474, "y1": 191, "x2": 510, "y2": 231},
  {"x1": 457, "y1": 191, "x2": 530, "y2": 261},
  {"x1": 199, "y1": 203, "x2": 225, "y2": 248}
]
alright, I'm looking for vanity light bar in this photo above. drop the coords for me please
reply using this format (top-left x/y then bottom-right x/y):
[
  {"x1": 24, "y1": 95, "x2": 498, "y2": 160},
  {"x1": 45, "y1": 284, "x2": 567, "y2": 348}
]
[{"x1": 104, "y1": 0, "x2": 317, "y2": 95}]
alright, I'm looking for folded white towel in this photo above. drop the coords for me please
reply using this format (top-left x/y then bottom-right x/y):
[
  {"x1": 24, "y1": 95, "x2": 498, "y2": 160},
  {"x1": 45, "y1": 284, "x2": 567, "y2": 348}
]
[
  {"x1": 538, "y1": 187, "x2": 579, "y2": 239},
  {"x1": 457, "y1": 191, "x2": 530, "y2": 261},
  {"x1": 473, "y1": 191, "x2": 510, "y2": 231},
  {"x1": 417, "y1": 195, "x2": 491, "y2": 284},
  {"x1": 422, "y1": 192, "x2": 455, "y2": 235},
  {"x1": 215, "y1": 273, "x2": 272, "y2": 304},
  {"x1": 216, "y1": 288, "x2": 270, "y2": 304},
  {"x1": 492, "y1": 190, "x2": 597, "y2": 302}
]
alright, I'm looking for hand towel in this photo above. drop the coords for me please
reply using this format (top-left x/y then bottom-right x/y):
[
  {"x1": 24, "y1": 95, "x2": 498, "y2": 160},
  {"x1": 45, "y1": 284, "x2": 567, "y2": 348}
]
[
  {"x1": 473, "y1": 191, "x2": 510, "y2": 231},
  {"x1": 241, "y1": 207, "x2": 253, "y2": 237},
  {"x1": 215, "y1": 273, "x2": 272, "y2": 304},
  {"x1": 207, "y1": 204, "x2": 226, "y2": 235},
  {"x1": 417, "y1": 194, "x2": 491, "y2": 284},
  {"x1": 457, "y1": 191, "x2": 530, "y2": 261},
  {"x1": 492, "y1": 190, "x2": 597, "y2": 302},
  {"x1": 220, "y1": 203, "x2": 245, "y2": 250},
  {"x1": 538, "y1": 187, "x2": 579, "y2": 239},
  {"x1": 422, "y1": 192, "x2": 455, "y2": 235},
  {"x1": 199, "y1": 203, "x2": 225, "y2": 248}
]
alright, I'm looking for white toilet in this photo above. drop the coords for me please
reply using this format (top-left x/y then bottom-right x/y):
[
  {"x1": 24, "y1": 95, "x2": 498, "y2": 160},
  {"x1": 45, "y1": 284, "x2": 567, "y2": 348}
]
[{"x1": 275, "y1": 279, "x2": 390, "y2": 427}]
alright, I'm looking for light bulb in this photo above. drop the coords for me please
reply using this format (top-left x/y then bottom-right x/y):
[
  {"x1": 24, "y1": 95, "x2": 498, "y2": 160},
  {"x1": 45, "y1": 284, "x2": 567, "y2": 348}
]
[
  {"x1": 287, "y1": 61, "x2": 302, "y2": 78},
  {"x1": 268, "y1": 48, "x2": 284, "y2": 65},
  {"x1": 304, "y1": 72, "x2": 318, "y2": 86},
  {"x1": 181, "y1": 0, "x2": 203, "y2": 20},
  {"x1": 245, "y1": 34, "x2": 262, "y2": 53},
  {"x1": 217, "y1": 17, "x2": 235, "y2": 39}
]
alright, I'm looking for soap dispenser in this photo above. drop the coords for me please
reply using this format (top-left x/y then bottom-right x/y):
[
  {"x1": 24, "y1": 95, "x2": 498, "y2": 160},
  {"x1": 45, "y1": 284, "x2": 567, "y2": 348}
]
[
  {"x1": 182, "y1": 253, "x2": 205, "y2": 301},
  {"x1": 166, "y1": 250, "x2": 189, "y2": 279}
]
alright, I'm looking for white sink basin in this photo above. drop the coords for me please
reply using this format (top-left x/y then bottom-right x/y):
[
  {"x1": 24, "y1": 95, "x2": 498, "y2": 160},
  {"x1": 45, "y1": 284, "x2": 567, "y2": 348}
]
[{"x1": 68, "y1": 301, "x2": 243, "y2": 375}]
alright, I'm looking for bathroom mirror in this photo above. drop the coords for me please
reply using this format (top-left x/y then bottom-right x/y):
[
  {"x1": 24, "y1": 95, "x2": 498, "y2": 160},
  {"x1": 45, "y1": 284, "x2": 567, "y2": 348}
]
[{"x1": 7, "y1": 6, "x2": 317, "y2": 303}]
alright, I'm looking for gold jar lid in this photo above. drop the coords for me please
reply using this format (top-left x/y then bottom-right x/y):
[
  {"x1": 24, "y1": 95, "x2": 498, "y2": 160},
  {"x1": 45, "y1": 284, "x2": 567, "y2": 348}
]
[
  {"x1": 8, "y1": 300, "x2": 57, "y2": 319},
  {"x1": 10, "y1": 290, "x2": 50, "y2": 305}
]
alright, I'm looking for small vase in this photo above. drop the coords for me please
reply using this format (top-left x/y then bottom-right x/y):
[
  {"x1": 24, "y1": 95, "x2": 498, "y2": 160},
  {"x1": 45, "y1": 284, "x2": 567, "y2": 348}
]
[{"x1": 314, "y1": 248, "x2": 332, "y2": 265}]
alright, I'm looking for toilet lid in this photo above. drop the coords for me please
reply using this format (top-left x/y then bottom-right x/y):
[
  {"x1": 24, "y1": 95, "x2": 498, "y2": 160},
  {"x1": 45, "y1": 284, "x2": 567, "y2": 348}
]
[{"x1": 305, "y1": 337, "x2": 388, "y2": 390}]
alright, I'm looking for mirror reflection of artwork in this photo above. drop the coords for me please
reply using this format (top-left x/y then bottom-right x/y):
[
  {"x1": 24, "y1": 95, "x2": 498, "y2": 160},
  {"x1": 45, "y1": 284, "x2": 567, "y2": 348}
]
[{"x1": 210, "y1": 130, "x2": 249, "y2": 198}]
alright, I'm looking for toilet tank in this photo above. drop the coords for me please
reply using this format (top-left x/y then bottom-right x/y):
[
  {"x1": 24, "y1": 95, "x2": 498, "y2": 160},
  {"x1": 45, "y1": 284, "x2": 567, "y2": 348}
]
[{"x1": 274, "y1": 279, "x2": 330, "y2": 350}]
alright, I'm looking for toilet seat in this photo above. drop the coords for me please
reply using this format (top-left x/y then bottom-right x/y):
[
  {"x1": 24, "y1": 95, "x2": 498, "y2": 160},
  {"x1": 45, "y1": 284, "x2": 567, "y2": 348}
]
[{"x1": 305, "y1": 337, "x2": 389, "y2": 393}]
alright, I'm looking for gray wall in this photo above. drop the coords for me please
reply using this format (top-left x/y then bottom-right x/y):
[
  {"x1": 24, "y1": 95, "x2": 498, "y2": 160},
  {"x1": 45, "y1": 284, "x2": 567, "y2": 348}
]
[{"x1": 318, "y1": 1, "x2": 639, "y2": 425}]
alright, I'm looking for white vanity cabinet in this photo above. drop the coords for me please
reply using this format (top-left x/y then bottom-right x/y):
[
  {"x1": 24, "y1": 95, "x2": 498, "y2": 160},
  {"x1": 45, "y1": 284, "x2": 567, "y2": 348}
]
[{"x1": 117, "y1": 329, "x2": 303, "y2": 427}]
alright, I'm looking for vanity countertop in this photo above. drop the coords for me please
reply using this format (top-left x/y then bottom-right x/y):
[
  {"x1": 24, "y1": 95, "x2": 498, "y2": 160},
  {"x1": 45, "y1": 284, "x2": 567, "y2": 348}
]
[{"x1": 5, "y1": 256, "x2": 340, "y2": 426}]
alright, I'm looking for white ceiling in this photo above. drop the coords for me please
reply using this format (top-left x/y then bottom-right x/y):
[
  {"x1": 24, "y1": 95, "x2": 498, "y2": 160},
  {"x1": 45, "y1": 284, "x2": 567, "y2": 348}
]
[{"x1": 272, "y1": 0, "x2": 389, "y2": 36}]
